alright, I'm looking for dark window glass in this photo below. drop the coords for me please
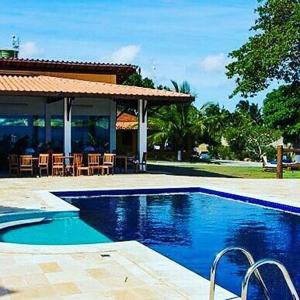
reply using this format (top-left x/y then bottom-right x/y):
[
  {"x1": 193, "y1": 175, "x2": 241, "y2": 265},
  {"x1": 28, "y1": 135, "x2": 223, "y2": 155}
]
[
  {"x1": 50, "y1": 116, "x2": 110, "y2": 153},
  {"x1": 50, "y1": 116, "x2": 64, "y2": 152},
  {"x1": 72, "y1": 116, "x2": 110, "y2": 153},
  {"x1": 0, "y1": 116, "x2": 45, "y2": 168}
]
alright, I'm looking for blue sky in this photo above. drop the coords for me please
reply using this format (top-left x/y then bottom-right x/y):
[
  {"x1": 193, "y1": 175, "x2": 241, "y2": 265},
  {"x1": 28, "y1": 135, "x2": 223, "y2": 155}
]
[{"x1": 0, "y1": 0, "x2": 269, "y2": 110}]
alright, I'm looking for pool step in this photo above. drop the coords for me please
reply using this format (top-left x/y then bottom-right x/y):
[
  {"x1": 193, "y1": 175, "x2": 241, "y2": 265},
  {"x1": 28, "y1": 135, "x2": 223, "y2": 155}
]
[
  {"x1": 209, "y1": 247, "x2": 299, "y2": 300},
  {"x1": 0, "y1": 217, "x2": 46, "y2": 230}
]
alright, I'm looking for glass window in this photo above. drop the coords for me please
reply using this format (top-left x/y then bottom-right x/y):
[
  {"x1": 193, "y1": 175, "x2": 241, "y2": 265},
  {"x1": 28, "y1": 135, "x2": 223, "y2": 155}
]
[
  {"x1": 0, "y1": 115, "x2": 45, "y2": 168},
  {"x1": 50, "y1": 116, "x2": 64, "y2": 152},
  {"x1": 72, "y1": 116, "x2": 110, "y2": 153},
  {"x1": 50, "y1": 116, "x2": 110, "y2": 153}
]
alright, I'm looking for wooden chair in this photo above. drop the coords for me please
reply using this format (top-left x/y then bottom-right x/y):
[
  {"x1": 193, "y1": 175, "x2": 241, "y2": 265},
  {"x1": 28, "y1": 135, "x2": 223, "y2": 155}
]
[
  {"x1": 99, "y1": 153, "x2": 115, "y2": 175},
  {"x1": 77, "y1": 164, "x2": 90, "y2": 176},
  {"x1": 73, "y1": 153, "x2": 89, "y2": 176},
  {"x1": 76, "y1": 153, "x2": 90, "y2": 176},
  {"x1": 19, "y1": 155, "x2": 33, "y2": 176},
  {"x1": 52, "y1": 154, "x2": 64, "y2": 176},
  {"x1": 88, "y1": 154, "x2": 101, "y2": 175},
  {"x1": 8, "y1": 154, "x2": 19, "y2": 176},
  {"x1": 38, "y1": 154, "x2": 49, "y2": 176},
  {"x1": 73, "y1": 153, "x2": 83, "y2": 176}
]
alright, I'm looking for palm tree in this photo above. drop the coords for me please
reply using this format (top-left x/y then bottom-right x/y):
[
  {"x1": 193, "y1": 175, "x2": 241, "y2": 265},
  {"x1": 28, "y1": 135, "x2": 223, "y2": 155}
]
[{"x1": 148, "y1": 81, "x2": 206, "y2": 155}]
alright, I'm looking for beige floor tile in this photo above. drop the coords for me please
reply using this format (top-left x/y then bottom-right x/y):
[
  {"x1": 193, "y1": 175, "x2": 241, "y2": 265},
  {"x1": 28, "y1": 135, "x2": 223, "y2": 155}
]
[
  {"x1": 109, "y1": 288, "x2": 139, "y2": 300},
  {"x1": 10, "y1": 285, "x2": 56, "y2": 300},
  {"x1": 39, "y1": 262, "x2": 62, "y2": 273},
  {"x1": 86, "y1": 268, "x2": 111, "y2": 280},
  {"x1": 1, "y1": 276, "x2": 27, "y2": 289},
  {"x1": 45, "y1": 271, "x2": 90, "y2": 284},
  {"x1": 74, "y1": 279, "x2": 106, "y2": 293},
  {"x1": 53, "y1": 282, "x2": 81, "y2": 296},
  {"x1": 131, "y1": 286, "x2": 163, "y2": 299},
  {"x1": 62, "y1": 291, "x2": 110, "y2": 300},
  {"x1": 23, "y1": 273, "x2": 49, "y2": 286}
]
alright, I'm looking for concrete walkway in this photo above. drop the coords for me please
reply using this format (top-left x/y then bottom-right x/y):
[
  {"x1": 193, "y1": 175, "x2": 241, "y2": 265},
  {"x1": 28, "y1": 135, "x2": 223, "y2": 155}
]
[{"x1": 0, "y1": 174, "x2": 298, "y2": 213}]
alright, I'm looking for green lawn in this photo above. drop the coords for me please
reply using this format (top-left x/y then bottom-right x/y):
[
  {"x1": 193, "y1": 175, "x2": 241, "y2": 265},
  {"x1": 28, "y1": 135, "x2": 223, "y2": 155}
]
[{"x1": 148, "y1": 162, "x2": 300, "y2": 179}]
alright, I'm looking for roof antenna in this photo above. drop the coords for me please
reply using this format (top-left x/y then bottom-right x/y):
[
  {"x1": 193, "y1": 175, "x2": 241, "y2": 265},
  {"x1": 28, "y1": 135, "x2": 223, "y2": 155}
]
[
  {"x1": 12, "y1": 35, "x2": 20, "y2": 50},
  {"x1": 11, "y1": 35, "x2": 20, "y2": 58}
]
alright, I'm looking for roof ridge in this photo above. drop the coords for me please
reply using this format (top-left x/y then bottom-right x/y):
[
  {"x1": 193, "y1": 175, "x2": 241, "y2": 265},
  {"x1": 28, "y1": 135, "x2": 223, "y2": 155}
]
[{"x1": 0, "y1": 57, "x2": 138, "y2": 68}]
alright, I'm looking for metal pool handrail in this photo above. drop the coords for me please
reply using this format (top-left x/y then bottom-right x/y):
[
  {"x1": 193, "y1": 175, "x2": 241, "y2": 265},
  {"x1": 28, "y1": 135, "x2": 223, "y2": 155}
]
[
  {"x1": 209, "y1": 247, "x2": 270, "y2": 300},
  {"x1": 241, "y1": 259, "x2": 299, "y2": 300}
]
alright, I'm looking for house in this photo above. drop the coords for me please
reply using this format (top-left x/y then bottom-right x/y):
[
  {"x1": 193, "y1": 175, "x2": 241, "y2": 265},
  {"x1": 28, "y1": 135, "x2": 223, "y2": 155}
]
[
  {"x1": 0, "y1": 53, "x2": 193, "y2": 168},
  {"x1": 116, "y1": 112, "x2": 138, "y2": 155}
]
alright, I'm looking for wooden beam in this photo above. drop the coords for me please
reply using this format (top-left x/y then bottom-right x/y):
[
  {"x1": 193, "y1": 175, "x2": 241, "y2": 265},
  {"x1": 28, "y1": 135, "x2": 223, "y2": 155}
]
[{"x1": 277, "y1": 145, "x2": 283, "y2": 179}]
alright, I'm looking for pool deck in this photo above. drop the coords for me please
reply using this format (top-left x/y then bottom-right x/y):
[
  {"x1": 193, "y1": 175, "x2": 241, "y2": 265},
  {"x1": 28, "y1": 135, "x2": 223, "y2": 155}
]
[{"x1": 0, "y1": 174, "x2": 298, "y2": 299}]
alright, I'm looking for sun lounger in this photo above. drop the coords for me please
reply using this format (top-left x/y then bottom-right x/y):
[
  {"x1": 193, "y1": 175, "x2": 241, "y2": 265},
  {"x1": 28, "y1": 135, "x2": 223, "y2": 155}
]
[{"x1": 262, "y1": 155, "x2": 277, "y2": 172}]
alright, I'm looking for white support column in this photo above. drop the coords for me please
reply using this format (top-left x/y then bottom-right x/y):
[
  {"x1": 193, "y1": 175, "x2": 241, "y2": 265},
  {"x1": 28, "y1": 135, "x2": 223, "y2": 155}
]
[
  {"x1": 138, "y1": 99, "x2": 147, "y2": 170},
  {"x1": 109, "y1": 100, "x2": 117, "y2": 152},
  {"x1": 45, "y1": 102, "x2": 51, "y2": 143},
  {"x1": 64, "y1": 97, "x2": 72, "y2": 155}
]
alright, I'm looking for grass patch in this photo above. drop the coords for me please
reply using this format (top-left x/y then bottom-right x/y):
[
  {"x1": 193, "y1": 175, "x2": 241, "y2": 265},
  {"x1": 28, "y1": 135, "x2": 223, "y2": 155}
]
[{"x1": 148, "y1": 162, "x2": 300, "y2": 179}]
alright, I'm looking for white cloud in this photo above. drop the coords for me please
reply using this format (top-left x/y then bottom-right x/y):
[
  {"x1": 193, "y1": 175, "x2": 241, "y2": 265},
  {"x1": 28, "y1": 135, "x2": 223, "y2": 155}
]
[
  {"x1": 108, "y1": 45, "x2": 140, "y2": 64},
  {"x1": 19, "y1": 41, "x2": 42, "y2": 58},
  {"x1": 199, "y1": 53, "x2": 228, "y2": 72}
]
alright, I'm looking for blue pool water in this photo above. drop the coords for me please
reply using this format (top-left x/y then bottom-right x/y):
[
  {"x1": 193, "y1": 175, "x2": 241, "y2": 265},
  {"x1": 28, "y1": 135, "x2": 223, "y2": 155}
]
[
  {"x1": 64, "y1": 192, "x2": 300, "y2": 300},
  {"x1": 0, "y1": 191, "x2": 299, "y2": 299},
  {"x1": 0, "y1": 217, "x2": 111, "y2": 245}
]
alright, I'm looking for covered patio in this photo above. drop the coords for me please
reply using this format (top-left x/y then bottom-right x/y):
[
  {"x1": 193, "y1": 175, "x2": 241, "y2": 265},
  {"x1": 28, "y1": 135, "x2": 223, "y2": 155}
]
[{"x1": 0, "y1": 70, "x2": 193, "y2": 173}]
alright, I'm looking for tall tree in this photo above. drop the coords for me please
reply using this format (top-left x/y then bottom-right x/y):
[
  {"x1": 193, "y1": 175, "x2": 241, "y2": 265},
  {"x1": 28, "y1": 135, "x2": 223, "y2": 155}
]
[
  {"x1": 236, "y1": 100, "x2": 262, "y2": 124},
  {"x1": 263, "y1": 85, "x2": 300, "y2": 144},
  {"x1": 123, "y1": 72, "x2": 155, "y2": 88},
  {"x1": 203, "y1": 103, "x2": 230, "y2": 146},
  {"x1": 225, "y1": 116, "x2": 280, "y2": 160},
  {"x1": 226, "y1": 0, "x2": 300, "y2": 98},
  {"x1": 148, "y1": 81, "x2": 204, "y2": 152}
]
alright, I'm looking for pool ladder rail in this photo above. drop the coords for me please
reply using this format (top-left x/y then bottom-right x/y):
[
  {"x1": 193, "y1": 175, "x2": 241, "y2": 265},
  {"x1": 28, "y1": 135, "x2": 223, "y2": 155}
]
[{"x1": 209, "y1": 247, "x2": 299, "y2": 300}]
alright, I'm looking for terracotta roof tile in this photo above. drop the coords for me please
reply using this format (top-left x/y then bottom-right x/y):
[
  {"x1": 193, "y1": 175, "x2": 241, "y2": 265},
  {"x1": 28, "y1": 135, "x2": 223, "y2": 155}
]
[
  {"x1": 116, "y1": 113, "x2": 138, "y2": 130},
  {"x1": 0, "y1": 75, "x2": 194, "y2": 102},
  {"x1": 116, "y1": 121, "x2": 138, "y2": 130}
]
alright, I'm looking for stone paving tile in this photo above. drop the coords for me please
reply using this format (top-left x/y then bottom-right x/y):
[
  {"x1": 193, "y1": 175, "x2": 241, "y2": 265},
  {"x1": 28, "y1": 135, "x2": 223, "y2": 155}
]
[
  {"x1": 10, "y1": 284, "x2": 57, "y2": 300},
  {"x1": 23, "y1": 273, "x2": 49, "y2": 286},
  {"x1": 0, "y1": 276, "x2": 27, "y2": 289},
  {"x1": 0, "y1": 244, "x2": 224, "y2": 300},
  {"x1": 52, "y1": 282, "x2": 81, "y2": 296},
  {"x1": 39, "y1": 262, "x2": 62, "y2": 273}
]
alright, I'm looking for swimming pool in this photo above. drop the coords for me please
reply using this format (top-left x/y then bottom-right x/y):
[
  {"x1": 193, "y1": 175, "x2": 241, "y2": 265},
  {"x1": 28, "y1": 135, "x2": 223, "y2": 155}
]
[
  {"x1": 61, "y1": 189, "x2": 299, "y2": 300},
  {"x1": 0, "y1": 188, "x2": 299, "y2": 299}
]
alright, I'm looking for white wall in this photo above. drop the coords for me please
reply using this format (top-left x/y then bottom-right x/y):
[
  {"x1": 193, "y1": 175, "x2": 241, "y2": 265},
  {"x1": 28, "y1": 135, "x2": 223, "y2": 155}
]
[{"x1": 0, "y1": 96, "x2": 45, "y2": 115}]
